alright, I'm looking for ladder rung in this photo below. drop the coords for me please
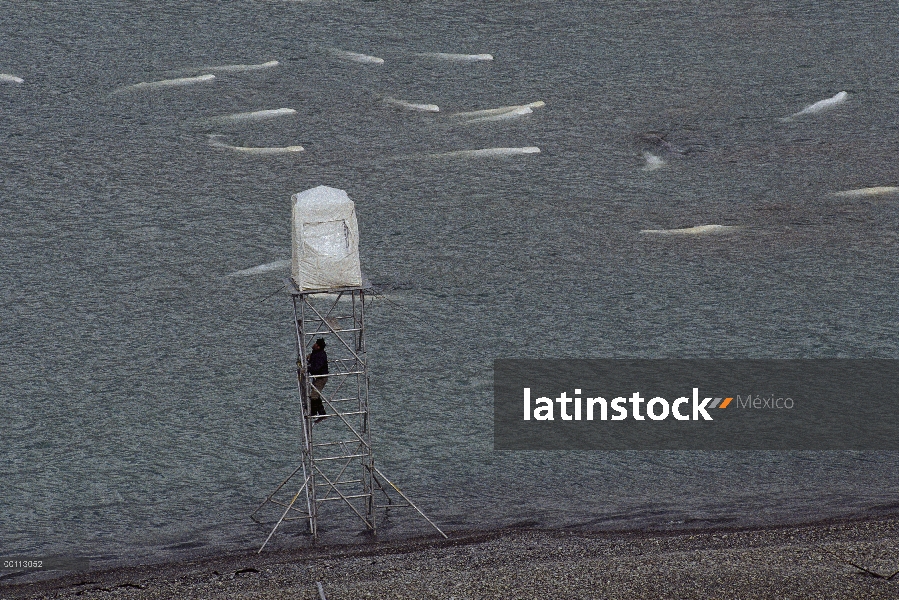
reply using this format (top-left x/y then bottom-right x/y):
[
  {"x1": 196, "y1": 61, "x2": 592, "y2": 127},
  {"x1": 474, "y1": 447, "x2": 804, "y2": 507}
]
[
  {"x1": 317, "y1": 493, "x2": 372, "y2": 502},
  {"x1": 313, "y1": 479, "x2": 363, "y2": 486},
  {"x1": 306, "y1": 410, "x2": 368, "y2": 420},
  {"x1": 313, "y1": 397, "x2": 362, "y2": 404},
  {"x1": 313, "y1": 440, "x2": 365, "y2": 448},
  {"x1": 314, "y1": 454, "x2": 364, "y2": 461},
  {"x1": 309, "y1": 370, "x2": 366, "y2": 377}
]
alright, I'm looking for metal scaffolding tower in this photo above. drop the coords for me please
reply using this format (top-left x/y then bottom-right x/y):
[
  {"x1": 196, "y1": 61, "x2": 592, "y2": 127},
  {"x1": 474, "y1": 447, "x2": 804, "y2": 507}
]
[{"x1": 251, "y1": 281, "x2": 445, "y2": 550}]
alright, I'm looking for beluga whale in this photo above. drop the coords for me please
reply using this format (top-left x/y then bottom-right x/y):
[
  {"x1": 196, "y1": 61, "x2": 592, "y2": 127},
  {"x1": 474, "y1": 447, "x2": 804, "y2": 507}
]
[
  {"x1": 427, "y1": 146, "x2": 540, "y2": 159},
  {"x1": 210, "y1": 108, "x2": 297, "y2": 123},
  {"x1": 0, "y1": 73, "x2": 24, "y2": 84},
  {"x1": 115, "y1": 74, "x2": 215, "y2": 93},
  {"x1": 202, "y1": 60, "x2": 279, "y2": 73},
  {"x1": 384, "y1": 97, "x2": 440, "y2": 112},
  {"x1": 781, "y1": 91, "x2": 848, "y2": 121},
  {"x1": 640, "y1": 225, "x2": 740, "y2": 235},
  {"x1": 208, "y1": 134, "x2": 304, "y2": 155},
  {"x1": 449, "y1": 101, "x2": 545, "y2": 122},
  {"x1": 168, "y1": 60, "x2": 279, "y2": 77},
  {"x1": 642, "y1": 152, "x2": 665, "y2": 171},
  {"x1": 829, "y1": 186, "x2": 899, "y2": 198},
  {"x1": 417, "y1": 52, "x2": 493, "y2": 62},
  {"x1": 227, "y1": 259, "x2": 291, "y2": 277},
  {"x1": 329, "y1": 48, "x2": 384, "y2": 65},
  {"x1": 464, "y1": 105, "x2": 533, "y2": 122}
]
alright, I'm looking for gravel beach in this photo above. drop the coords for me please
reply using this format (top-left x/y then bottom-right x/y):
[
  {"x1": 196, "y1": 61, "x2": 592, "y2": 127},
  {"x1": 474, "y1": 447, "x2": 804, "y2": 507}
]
[{"x1": 3, "y1": 518, "x2": 899, "y2": 599}]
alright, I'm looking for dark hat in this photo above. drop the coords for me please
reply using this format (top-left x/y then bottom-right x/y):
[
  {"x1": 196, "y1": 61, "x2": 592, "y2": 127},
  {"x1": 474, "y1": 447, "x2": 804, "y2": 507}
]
[{"x1": 315, "y1": 338, "x2": 326, "y2": 348}]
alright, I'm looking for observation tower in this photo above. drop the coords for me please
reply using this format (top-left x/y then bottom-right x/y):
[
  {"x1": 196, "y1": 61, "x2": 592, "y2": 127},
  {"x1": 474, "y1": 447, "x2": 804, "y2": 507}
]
[{"x1": 251, "y1": 186, "x2": 445, "y2": 549}]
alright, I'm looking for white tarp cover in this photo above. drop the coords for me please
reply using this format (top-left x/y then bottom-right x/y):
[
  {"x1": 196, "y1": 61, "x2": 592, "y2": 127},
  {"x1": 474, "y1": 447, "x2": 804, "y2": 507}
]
[{"x1": 291, "y1": 186, "x2": 363, "y2": 291}]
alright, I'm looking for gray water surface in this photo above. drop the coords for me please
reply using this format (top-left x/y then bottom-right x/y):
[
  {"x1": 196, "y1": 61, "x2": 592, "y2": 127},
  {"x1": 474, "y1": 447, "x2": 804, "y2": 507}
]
[{"x1": 2, "y1": 0, "x2": 899, "y2": 567}]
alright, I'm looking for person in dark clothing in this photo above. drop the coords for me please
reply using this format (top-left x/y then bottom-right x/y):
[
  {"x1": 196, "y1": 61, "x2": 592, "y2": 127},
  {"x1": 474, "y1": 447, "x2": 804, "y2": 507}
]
[{"x1": 307, "y1": 338, "x2": 329, "y2": 423}]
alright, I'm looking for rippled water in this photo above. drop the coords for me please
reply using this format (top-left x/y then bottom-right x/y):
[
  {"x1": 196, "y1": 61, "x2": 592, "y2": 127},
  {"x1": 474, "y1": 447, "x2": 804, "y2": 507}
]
[{"x1": 3, "y1": 0, "x2": 899, "y2": 568}]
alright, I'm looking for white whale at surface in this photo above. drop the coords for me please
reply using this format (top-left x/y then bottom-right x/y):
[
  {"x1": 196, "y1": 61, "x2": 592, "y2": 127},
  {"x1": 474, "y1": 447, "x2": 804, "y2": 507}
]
[
  {"x1": 464, "y1": 106, "x2": 534, "y2": 123},
  {"x1": 384, "y1": 97, "x2": 440, "y2": 112},
  {"x1": 417, "y1": 52, "x2": 493, "y2": 61},
  {"x1": 116, "y1": 74, "x2": 215, "y2": 93},
  {"x1": 227, "y1": 145, "x2": 305, "y2": 155},
  {"x1": 642, "y1": 152, "x2": 665, "y2": 171},
  {"x1": 227, "y1": 259, "x2": 291, "y2": 277},
  {"x1": 330, "y1": 49, "x2": 384, "y2": 64},
  {"x1": 830, "y1": 186, "x2": 899, "y2": 198},
  {"x1": 450, "y1": 101, "x2": 545, "y2": 120},
  {"x1": 211, "y1": 108, "x2": 297, "y2": 122},
  {"x1": 428, "y1": 146, "x2": 540, "y2": 159},
  {"x1": 640, "y1": 224, "x2": 740, "y2": 235},
  {"x1": 208, "y1": 134, "x2": 304, "y2": 155},
  {"x1": 782, "y1": 91, "x2": 848, "y2": 121},
  {"x1": 203, "y1": 60, "x2": 279, "y2": 72},
  {"x1": 0, "y1": 73, "x2": 24, "y2": 84}
]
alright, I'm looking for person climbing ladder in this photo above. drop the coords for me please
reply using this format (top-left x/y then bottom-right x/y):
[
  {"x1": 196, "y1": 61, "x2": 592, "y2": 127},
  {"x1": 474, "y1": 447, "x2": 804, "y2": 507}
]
[{"x1": 307, "y1": 338, "x2": 329, "y2": 424}]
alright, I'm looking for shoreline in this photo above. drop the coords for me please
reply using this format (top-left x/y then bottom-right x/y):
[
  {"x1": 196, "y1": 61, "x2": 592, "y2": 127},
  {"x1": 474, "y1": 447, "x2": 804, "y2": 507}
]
[{"x1": 3, "y1": 516, "x2": 899, "y2": 599}]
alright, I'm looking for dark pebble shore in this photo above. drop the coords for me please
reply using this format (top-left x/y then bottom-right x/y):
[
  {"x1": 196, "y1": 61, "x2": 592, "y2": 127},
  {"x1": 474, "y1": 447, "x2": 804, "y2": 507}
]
[{"x1": 3, "y1": 518, "x2": 899, "y2": 599}]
